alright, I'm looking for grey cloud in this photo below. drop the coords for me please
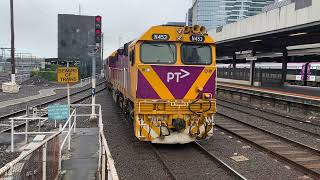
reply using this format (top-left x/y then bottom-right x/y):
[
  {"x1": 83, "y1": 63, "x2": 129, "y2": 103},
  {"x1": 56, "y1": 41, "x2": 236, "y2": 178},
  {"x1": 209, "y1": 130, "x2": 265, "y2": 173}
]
[{"x1": 0, "y1": 0, "x2": 191, "y2": 58}]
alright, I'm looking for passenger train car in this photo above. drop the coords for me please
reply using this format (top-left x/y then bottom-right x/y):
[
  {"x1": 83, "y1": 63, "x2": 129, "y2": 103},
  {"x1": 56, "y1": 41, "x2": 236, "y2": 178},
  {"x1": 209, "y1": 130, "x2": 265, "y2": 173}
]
[
  {"x1": 217, "y1": 62, "x2": 320, "y2": 86},
  {"x1": 105, "y1": 25, "x2": 217, "y2": 144}
]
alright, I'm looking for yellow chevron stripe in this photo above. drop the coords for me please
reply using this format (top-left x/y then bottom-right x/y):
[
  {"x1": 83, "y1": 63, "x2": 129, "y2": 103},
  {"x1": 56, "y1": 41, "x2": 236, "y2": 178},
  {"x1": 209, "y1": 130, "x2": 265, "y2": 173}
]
[
  {"x1": 184, "y1": 68, "x2": 214, "y2": 99},
  {"x1": 134, "y1": 117, "x2": 160, "y2": 141},
  {"x1": 138, "y1": 65, "x2": 174, "y2": 100}
]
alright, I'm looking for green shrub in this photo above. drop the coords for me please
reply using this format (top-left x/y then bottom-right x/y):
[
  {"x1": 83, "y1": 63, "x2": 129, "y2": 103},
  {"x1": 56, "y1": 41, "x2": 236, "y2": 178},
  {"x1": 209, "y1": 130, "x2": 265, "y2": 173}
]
[
  {"x1": 31, "y1": 70, "x2": 39, "y2": 77},
  {"x1": 31, "y1": 70, "x2": 57, "y2": 81},
  {"x1": 39, "y1": 71, "x2": 56, "y2": 81}
]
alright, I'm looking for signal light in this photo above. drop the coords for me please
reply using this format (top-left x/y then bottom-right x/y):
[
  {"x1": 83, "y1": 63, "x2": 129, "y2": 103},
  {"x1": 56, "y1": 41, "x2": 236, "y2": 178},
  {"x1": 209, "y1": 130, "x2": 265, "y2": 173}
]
[
  {"x1": 95, "y1": 15, "x2": 102, "y2": 43},
  {"x1": 95, "y1": 16, "x2": 101, "y2": 22}
]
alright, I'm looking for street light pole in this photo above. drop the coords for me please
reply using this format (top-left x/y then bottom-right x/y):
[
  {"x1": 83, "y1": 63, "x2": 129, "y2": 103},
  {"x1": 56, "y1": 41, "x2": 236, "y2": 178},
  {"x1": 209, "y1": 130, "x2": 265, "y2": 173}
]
[{"x1": 10, "y1": 0, "x2": 16, "y2": 84}]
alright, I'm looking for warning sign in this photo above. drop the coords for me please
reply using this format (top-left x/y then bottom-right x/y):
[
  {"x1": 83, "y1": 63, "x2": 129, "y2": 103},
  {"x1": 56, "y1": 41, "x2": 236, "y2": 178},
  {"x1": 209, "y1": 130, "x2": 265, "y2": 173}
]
[{"x1": 57, "y1": 67, "x2": 79, "y2": 83}]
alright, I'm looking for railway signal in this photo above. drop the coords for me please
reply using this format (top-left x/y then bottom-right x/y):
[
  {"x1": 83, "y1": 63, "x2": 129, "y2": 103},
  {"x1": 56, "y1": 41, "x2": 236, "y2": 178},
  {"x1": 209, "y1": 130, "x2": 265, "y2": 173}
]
[{"x1": 95, "y1": 15, "x2": 102, "y2": 44}]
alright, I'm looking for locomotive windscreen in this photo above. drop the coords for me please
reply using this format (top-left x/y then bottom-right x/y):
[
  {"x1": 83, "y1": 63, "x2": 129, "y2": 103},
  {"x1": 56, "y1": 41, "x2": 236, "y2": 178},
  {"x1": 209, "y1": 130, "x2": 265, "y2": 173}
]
[{"x1": 140, "y1": 42, "x2": 176, "y2": 64}]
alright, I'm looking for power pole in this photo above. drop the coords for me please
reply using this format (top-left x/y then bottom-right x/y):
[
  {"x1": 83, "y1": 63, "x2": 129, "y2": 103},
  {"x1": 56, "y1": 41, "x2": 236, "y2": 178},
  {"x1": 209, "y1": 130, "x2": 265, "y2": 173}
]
[{"x1": 10, "y1": 0, "x2": 16, "y2": 84}]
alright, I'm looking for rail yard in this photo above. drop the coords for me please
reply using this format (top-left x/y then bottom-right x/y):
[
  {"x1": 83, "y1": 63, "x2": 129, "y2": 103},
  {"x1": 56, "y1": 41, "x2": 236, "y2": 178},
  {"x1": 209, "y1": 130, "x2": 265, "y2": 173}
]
[{"x1": 1, "y1": 0, "x2": 320, "y2": 179}]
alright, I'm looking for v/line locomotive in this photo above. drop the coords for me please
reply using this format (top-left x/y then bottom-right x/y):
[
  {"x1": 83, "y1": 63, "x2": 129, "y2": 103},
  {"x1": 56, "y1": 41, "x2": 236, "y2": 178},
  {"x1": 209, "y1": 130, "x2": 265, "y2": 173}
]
[{"x1": 105, "y1": 25, "x2": 217, "y2": 144}]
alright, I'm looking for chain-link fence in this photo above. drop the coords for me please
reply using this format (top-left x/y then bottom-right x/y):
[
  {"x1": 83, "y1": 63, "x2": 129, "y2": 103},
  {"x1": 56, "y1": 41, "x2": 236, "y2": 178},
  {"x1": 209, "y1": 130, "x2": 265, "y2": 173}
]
[
  {"x1": 1, "y1": 104, "x2": 119, "y2": 180},
  {"x1": 0, "y1": 133, "x2": 60, "y2": 180}
]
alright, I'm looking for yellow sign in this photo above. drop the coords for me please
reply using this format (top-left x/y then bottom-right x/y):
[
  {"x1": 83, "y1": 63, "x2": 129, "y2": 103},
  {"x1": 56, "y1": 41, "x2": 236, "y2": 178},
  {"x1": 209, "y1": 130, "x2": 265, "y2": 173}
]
[{"x1": 57, "y1": 67, "x2": 79, "y2": 83}]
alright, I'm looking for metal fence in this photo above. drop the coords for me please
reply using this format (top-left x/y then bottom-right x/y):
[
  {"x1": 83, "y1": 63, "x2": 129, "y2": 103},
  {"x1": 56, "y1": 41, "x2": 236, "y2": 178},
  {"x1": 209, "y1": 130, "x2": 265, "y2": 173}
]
[
  {"x1": 0, "y1": 109, "x2": 76, "y2": 180},
  {"x1": 0, "y1": 133, "x2": 60, "y2": 180},
  {"x1": 71, "y1": 104, "x2": 119, "y2": 180},
  {"x1": 0, "y1": 104, "x2": 119, "y2": 180}
]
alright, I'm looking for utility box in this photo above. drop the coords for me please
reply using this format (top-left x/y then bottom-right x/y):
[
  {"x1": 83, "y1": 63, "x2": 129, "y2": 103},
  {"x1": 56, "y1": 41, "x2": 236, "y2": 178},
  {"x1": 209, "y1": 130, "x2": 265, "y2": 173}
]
[{"x1": 2, "y1": 82, "x2": 20, "y2": 93}]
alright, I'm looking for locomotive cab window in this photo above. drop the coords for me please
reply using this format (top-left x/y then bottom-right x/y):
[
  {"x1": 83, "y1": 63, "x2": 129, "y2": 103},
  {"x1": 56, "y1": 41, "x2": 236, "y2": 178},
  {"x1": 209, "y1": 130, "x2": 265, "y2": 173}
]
[
  {"x1": 140, "y1": 42, "x2": 176, "y2": 64},
  {"x1": 181, "y1": 44, "x2": 212, "y2": 65}
]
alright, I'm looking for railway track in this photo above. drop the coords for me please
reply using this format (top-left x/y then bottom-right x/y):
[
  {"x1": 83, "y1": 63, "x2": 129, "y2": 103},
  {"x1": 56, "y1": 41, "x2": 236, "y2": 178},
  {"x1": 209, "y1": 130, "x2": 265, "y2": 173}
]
[
  {"x1": 218, "y1": 100, "x2": 320, "y2": 138},
  {"x1": 0, "y1": 81, "x2": 105, "y2": 120},
  {"x1": 152, "y1": 142, "x2": 246, "y2": 180},
  {"x1": 218, "y1": 98, "x2": 320, "y2": 128},
  {"x1": 0, "y1": 81, "x2": 106, "y2": 133},
  {"x1": 215, "y1": 112, "x2": 320, "y2": 178}
]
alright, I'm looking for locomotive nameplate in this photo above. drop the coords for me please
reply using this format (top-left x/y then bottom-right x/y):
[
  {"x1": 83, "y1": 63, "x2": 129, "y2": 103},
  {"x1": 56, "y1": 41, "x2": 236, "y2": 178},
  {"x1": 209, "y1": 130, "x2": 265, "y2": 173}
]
[
  {"x1": 190, "y1": 35, "x2": 205, "y2": 42},
  {"x1": 152, "y1": 34, "x2": 170, "y2": 41}
]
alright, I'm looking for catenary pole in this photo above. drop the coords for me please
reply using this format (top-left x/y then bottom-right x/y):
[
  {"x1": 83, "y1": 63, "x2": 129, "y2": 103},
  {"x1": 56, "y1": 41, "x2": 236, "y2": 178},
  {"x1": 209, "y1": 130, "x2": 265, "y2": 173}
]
[{"x1": 10, "y1": 0, "x2": 16, "y2": 84}]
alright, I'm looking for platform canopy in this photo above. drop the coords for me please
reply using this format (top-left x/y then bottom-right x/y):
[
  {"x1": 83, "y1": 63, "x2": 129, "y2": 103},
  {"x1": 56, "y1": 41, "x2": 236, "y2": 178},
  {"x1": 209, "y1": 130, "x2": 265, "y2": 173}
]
[{"x1": 209, "y1": 0, "x2": 320, "y2": 59}]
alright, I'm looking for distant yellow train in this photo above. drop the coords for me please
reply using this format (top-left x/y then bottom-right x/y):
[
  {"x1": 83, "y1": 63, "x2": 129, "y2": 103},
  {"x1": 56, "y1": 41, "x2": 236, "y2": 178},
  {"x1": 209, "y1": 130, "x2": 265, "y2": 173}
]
[{"x1": 105, "y1": 24, "x2": 217, "y2": 144}]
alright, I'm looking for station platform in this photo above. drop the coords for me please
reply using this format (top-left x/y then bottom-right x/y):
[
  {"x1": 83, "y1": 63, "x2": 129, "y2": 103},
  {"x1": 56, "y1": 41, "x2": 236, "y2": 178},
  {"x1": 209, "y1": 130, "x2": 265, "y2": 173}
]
[
  {"x1": 61, "y1": 128, "x2": 99, "y2": 180},
  {"x1": 217, "y1": 82, "x2": 320, "y2": 107}
]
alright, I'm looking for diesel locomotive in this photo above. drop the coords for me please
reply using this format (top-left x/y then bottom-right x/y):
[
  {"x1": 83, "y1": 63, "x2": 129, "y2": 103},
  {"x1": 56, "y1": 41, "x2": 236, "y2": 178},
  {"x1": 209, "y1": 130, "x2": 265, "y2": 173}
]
[{"x1": 105, "y1": 25, "x2": 217, "y2": 144}]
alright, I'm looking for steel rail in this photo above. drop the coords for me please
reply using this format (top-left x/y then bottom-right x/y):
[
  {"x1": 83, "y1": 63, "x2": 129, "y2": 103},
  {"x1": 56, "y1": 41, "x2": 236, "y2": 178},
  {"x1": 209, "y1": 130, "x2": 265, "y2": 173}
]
[
  {"x1": 150, "y1": 144, "x2": 178, "y2": 180},
  {"x1": 0, "y1": 80, "x2": 106, "y2": 121},
  {"x1": 193, "y1": 142, "x2": 247, "y2": 180},
  {"x1": 216, "y1": 112, "x2": 320, "y2": 178},
  {"x1": 218, "y1": 101, "x2": 320, "y2": 137},
  {"x1": 218, "y1": 98, "x2": 320, "y2": 128},
  {"x1": 151, "y1": 142, "x2": 247, "y2": 180}
]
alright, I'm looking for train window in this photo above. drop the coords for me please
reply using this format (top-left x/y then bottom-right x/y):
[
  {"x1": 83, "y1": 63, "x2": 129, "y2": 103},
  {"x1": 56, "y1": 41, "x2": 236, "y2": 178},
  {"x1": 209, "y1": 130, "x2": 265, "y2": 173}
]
[
  {"x1": 140, "y1": 42, "x2": 176, "y2": 64},
  {"x1": 181, "y1": 44, "x2": 212, "y2": 65}
]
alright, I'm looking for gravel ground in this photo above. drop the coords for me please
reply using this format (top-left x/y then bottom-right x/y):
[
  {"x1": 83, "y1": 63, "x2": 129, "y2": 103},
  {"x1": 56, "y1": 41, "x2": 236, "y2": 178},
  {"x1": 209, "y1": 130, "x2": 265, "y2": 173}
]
[
  {"x1": 198, "y1": 127, "x2": 310, "y2": 180},
  {"x1": 97, "y1": 90, "x2": 173, "y2": 180},
  {"x1": 98, "y1": 89, "x2": 312, "y2": 180},
  {"x1": 0, "y1": 84, "x2": 63, "y2": 102},
  {"x1": 153, "y1": 143, "x2": 239, "y2": 180},
  {"x1": 218, "y1": 106, "x2": 320, "y2": 150},
  {"x1": 218, "y1": 100, "x2": 320, "y2": 136}
]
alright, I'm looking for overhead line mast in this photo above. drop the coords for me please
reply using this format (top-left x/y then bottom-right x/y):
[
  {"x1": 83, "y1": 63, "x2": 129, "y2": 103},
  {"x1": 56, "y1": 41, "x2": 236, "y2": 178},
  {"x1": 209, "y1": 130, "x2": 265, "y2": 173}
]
[{"x1": 10, "y1": 0, "x2": 16, "y2": 84}]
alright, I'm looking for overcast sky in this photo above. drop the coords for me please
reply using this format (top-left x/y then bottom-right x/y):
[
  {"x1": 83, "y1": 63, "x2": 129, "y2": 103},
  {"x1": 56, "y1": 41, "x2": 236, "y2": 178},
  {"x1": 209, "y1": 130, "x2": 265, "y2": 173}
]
[{"x1": 0, "y1": 0, "x2": 191, "y2": 58}]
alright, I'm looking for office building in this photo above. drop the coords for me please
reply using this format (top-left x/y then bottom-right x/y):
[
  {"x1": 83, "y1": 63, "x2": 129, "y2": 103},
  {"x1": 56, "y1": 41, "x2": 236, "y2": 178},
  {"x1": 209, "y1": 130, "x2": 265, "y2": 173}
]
[{"x1": 189, "y1": 0, "x2": 275, "y2": 29}]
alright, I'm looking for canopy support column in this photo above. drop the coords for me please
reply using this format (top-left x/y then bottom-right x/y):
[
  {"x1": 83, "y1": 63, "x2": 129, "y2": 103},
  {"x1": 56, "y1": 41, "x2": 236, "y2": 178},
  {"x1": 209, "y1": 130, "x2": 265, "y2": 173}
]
[{"x1": 281, "y1": 48, "x2": 288, "y2": 86}]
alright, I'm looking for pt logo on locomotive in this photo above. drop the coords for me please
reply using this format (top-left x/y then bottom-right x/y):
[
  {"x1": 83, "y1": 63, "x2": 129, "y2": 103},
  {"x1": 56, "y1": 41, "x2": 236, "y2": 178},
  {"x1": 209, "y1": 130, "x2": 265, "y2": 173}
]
[
  {"x1": 152, "y1": 34, "x2": 170, "y2": 41},
  {"x1": 167, "y1": 69, "x2": 190, "y2": 83}
]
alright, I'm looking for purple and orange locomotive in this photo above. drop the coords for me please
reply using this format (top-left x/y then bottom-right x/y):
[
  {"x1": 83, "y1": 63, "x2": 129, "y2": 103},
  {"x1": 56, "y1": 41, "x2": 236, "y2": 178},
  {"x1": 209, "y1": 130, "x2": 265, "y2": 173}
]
[{"x1": 105, "y1": 25, "x2": 217, "y2": 144}]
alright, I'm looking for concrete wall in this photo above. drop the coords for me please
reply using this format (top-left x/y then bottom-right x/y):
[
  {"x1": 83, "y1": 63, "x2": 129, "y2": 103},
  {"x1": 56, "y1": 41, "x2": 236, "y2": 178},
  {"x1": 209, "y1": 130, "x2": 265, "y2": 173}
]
[
  {"x1": 210, "y1": 0, "x2": 320, "y2": 42},
  {"x1": 217, "y1": 85, "x2": 320, "y2": 122}
]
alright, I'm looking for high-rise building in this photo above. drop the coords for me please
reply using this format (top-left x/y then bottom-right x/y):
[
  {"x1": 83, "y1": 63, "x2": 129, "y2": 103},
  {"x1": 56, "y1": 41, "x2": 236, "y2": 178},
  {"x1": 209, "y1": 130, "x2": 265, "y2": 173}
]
[
  {"x1": 263, "y1": 0, "x2": 312, "y2": 12},
  {"x1": 189, "y1": 0, "x2": 275, "y2": 30},
  {"x1": 190, "y1": 0, "x2": 227, "y2": 29}
]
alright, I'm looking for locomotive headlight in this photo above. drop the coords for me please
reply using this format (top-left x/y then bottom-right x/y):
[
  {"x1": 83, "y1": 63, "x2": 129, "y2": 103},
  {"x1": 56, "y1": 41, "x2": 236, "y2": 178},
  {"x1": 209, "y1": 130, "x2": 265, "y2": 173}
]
[
  {"x1": 203, "y1": 93, "x2": 211, "y2": 99},
  {"x1": 146, "y1": 68, "x2": 150, "y2": 72}
]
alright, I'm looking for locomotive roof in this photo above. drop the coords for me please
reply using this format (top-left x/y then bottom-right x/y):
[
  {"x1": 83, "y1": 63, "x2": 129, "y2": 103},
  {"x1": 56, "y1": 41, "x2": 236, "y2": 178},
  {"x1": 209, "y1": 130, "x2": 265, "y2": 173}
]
[{"x1": 136, "y1": 25, "x2": 215, "y2": 44}]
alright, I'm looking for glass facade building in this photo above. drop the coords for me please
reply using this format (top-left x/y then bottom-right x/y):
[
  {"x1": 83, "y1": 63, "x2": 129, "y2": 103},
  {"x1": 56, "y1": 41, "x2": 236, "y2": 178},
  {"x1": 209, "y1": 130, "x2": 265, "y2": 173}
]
[{"x1": 189, "y1": 0, "x2": 275, "y2": 29}]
